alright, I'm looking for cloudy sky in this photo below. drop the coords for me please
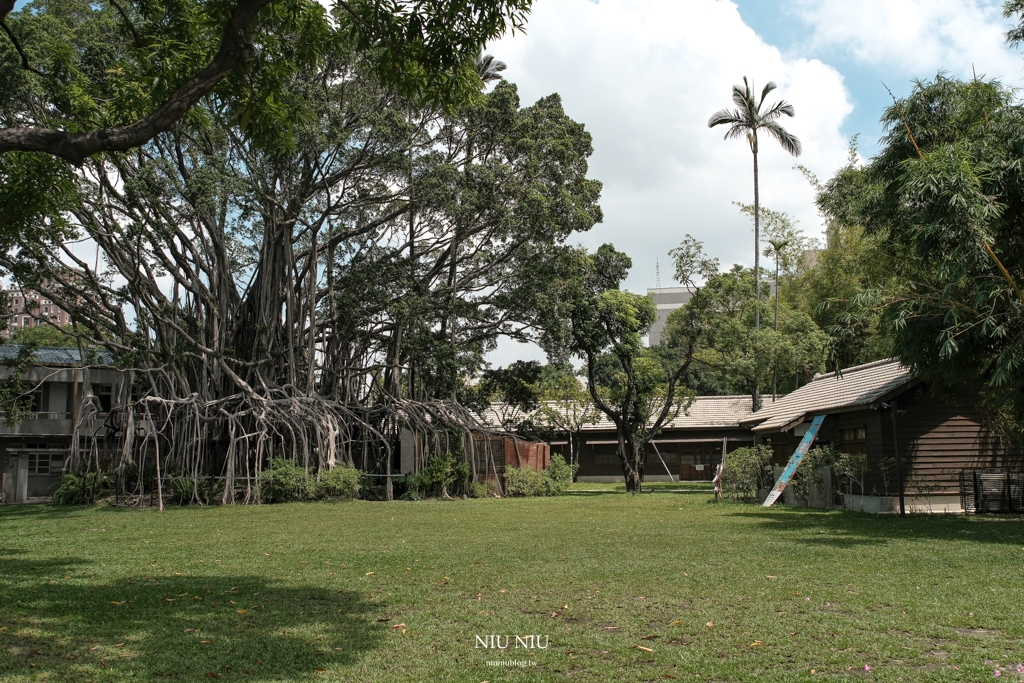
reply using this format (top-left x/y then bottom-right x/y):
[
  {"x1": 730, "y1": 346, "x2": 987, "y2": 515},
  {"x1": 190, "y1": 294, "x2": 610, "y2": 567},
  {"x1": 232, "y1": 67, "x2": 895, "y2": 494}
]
[{"x1": 486, "y1": 0, "x2": 1024, "y2": 366}]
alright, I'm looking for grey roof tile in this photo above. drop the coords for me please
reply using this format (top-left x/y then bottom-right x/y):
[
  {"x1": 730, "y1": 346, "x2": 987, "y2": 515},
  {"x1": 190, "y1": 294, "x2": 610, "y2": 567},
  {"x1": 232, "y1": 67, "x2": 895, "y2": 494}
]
[
  {"x1": 741, "y1": 358, "x2": 914, "y2": 433},
  {"x1": 483, "y1": 395, "x2": 755, "y2": 432},
  {"x1": 0, "y1": 345, "x2": 114, "y2": 366}
]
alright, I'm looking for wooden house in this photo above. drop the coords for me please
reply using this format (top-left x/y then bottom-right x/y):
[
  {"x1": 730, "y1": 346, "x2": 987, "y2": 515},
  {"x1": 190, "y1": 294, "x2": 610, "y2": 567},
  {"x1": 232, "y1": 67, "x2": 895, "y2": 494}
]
[
  {"x1": 564, "y1": 396, "x2": 756, "y2": 482},
  {"x1": 741, "y1": 359, "x2": 1024, "y2": 512}
]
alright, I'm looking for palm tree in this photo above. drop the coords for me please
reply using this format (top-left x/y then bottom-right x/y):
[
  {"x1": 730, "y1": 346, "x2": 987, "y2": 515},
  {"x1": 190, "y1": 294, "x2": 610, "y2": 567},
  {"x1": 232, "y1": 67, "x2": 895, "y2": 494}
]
[
  {"x1": 708, "y1": 78, "x2": 802, "y2": 331},
  {"x1": 475, "y1": 53, "x2": 507, "y2": 86}
]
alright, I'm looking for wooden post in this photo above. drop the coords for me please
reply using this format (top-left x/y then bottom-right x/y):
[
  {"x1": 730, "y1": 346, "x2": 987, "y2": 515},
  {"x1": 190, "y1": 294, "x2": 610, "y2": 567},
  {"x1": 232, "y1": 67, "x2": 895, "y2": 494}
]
[{"x1": 891, "y1": 400, "x2": 905, "y2": 517}]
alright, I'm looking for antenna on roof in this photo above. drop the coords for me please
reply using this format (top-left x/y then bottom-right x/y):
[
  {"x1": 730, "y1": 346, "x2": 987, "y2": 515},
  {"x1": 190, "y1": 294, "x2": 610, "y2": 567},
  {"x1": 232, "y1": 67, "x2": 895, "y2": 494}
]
[{"x1": 655, "y1": 257, "x2": 661, "y2": 289}]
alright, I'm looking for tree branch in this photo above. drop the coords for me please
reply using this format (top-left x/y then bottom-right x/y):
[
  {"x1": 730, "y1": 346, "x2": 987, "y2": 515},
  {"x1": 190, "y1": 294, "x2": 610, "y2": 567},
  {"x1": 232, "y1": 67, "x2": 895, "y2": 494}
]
[
  {"x1": 0, "y1": 0, "x2": 276, "y2": 164},
  {"x1": 1, "y1": 18, "x2": 44, "y2": 76}
]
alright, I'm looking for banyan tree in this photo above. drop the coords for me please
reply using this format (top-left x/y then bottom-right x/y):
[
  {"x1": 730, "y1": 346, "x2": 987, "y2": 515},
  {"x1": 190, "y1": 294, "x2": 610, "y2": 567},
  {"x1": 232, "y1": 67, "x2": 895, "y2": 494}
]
[{"x1": 2, "y1": 43, "x2": 603, "y2": 502}]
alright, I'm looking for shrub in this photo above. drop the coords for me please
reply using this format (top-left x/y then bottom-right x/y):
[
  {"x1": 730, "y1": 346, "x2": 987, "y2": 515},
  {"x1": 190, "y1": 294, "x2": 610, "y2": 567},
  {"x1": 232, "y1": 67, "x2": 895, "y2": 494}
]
[
  {"x1": 260, "y1": 458, "x2": 314, "y2": 503},
  {"x1": 168, "y1": 477, "x2": 196, "y2": 505},
  {"x1": 468, "y1": 481, "x2": 489, "y2": 499},
  {"x1": 720, "y1": 445, "x2": 773, "y2": 501},
  {"x1": 417, "y1": 452, "x2": 468, "y2": 498},
  {"x1": 317, "y1": 464, "x2": 361, "y2": 500},
  {"x1": 542, "y1": 454, "x2": 575, "y2": 496},
  {"x1": 52, "y1": 472, "x2": 113, "y2": 506},
  {"x1": 504, "y1": 466, "x2": 544, "y2": 496}
]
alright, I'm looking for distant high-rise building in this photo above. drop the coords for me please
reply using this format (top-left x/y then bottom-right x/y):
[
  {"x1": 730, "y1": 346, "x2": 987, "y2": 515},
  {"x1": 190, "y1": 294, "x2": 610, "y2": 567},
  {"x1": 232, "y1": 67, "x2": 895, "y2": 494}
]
[
  {"x1": 647, "y1": 287, "x2": 692, "y2": 346},
  {"x1": 2, "y1": 287, "x2": 72, "y2": 339}
]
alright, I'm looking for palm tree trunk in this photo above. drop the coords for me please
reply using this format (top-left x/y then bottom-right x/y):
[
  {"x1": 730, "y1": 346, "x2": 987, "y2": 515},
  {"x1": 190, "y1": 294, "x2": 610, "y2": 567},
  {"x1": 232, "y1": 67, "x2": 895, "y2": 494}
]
[
  {"x1": 752, "y1": 149, "x2": 761, "y2": 413},
  {"x1": 773, "y1": 258, "x2": 779, "y2": 402},
  {"x1": 752, "y1": 149, "x2": 760, "y2": 330}
]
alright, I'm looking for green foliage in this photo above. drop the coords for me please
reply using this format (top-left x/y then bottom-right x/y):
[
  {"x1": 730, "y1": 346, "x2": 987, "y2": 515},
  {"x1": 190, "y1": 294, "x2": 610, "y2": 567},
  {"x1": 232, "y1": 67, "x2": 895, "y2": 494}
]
[
  {"x1": 664, "y1": 265, "x2": 828, "y2": 406},
  {"x1": 720, "y1": 445, "x2": 773, "y2": 501},
  {"x1": 789, "y1": 445, "x2": 867, "y2": 499},
  {"x1": 543, "y1": 453, "x2": 575, "y2": 496},
  {"x1": 51, "y1": 471, "x2": 112, "y2": 505},
  {"x1": 416, "y1": 452, "x2": 469, "y2": 498},
  {"x1": 467, "y1": 481, "x2": 489, "y2": 499},
  {"x1": 259, "y1": 459, "x2": 363, "y2": 503},
  {"x1": 8, "y1": 324, "x2": 82, "y2": 347},
  {"x1": 503, "y1": 465, "x2": 544, "y2": 497},
  {"x1": 259, "y1": 458, "x2": 314, "y2": 504},
  {"x1": 504, "y1": 454, "x2": 576, "y2": 497},
  {"x1": 818, "y1": 76, "x2": 1024, "y2": 424},
  {"x1": 318, "y1": 464, "x2": 362, "y2": 500},
  {"x1": 0, "y1": 344, "x2": 41, "y2": 426},
  {"x1": 535, "y1": 243, "x2": 694, "y2": 492}
]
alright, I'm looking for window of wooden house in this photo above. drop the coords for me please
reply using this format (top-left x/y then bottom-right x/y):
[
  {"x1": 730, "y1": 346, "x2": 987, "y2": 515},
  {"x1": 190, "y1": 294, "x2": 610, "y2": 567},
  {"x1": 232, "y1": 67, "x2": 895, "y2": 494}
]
[
  {"x1": 839, "y1": 427, "x2": 868, "y2": 455},
  {"x1": 593, "y1": 445, "x2": 618, "y2": 466},
  {"x1": 648, "y1": 446, "x2": 677, "y2": 465}
]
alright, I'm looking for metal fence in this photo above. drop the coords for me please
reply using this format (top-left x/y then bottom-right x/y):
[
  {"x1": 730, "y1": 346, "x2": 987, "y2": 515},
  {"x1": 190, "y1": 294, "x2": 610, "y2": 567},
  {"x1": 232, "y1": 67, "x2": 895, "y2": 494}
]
[{"x1": 960, "y1": 470, "x2": 1024, "y2": 513}]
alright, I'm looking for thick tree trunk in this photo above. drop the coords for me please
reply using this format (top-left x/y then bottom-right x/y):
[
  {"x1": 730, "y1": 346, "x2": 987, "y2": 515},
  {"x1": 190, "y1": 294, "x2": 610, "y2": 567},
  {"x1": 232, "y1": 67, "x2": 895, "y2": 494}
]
[{"x1": 621, "y1": 440, "x2": 645, "y2": 494}]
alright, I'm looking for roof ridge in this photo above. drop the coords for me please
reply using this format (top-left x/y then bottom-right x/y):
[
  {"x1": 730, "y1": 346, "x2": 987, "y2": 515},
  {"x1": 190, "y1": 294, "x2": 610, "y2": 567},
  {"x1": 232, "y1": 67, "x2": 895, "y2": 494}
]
[{"x1": 811, "y1": 357, "x2": 902, "y2": 382}]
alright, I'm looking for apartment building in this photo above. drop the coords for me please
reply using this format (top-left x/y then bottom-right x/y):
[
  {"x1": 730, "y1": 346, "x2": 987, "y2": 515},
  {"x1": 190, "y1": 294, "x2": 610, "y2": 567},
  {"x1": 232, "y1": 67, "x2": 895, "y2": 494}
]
[{"x1": 4, "y1": 287, "x2": 73, "y2": 338}]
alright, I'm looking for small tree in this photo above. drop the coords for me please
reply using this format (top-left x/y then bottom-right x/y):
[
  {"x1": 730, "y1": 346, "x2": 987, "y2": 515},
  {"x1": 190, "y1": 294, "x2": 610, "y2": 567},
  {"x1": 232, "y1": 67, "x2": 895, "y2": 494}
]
[
  {"x1": 537, "y1": 244, "x2": 703, "y2": 493},
  {"x1": 535, "y1": 372, "x2": 599, "y2": 475}
]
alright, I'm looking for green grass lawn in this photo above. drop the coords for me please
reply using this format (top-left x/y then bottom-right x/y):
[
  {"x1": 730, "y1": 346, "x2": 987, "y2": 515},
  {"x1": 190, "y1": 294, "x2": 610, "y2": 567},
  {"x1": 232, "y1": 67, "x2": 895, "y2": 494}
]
[{"x1": 1, "y1": 495, "x2": 1023, "y2": 682}]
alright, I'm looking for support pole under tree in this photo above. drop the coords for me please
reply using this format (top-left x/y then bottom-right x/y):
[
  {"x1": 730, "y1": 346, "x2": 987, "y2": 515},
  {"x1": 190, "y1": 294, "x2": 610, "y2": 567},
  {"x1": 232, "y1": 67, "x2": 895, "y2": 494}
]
[
  {"x1": 891, "y1": 400, "x2": 905, "y2": 517},
  {"x1": 651, "y1": 442, "x2": 675, "y2": 483}
]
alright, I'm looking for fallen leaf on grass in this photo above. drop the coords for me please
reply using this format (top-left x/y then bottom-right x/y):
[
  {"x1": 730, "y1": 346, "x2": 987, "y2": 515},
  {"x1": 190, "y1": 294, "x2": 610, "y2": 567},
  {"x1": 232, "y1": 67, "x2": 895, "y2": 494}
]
[
  {"x1": 236, "y1": 609, "x2": 247, "y2": 614},
  {"x1": 551, "y1": 612, "x2": 559, "y2": 618},
  {"x1": 641, "y1": 635, "x2": 660, "y2": 640},
  {"x1": 391, "y1": 623, "x2": 406, "y2": 630},
  {"x1": 766, "y1": 576, "x2": 777, "y2": 579},
  {"x1": 365, "y1": 572, "x2": 374, "y2": 576},
  {"x1": 114, "y1": 643, "x2": 125, "y2": 648},
  {"x1": 706, "y1": 622, "x2": 714, "y2": 628},
  {"x1": 750, "y1": 641, "x2": 764, "y2": 648},
  {"x1": 314, "y1": 668, "x2": 326, "y2": 673},
  {"x1": 602, "y1": 626, "x2": 618, "y2": 631},
  {"x1": 200, "y1": 640, "x2": 212, "y2": 644},
  {"x1": 377, "y1": 618, "x2": 391, "y2": 623},
  {"x1": 165, "y1": 599, "x2": 175, "y2": 602},
  {"x1": 668, "y1": 620, "x2": 683, "y2": 626},
  {"x1": 635, "y1": 645, "x2": 654, "y2": 652},
  {"x1": 110, "y1": 601, "x2": 125, "y2": 606}
]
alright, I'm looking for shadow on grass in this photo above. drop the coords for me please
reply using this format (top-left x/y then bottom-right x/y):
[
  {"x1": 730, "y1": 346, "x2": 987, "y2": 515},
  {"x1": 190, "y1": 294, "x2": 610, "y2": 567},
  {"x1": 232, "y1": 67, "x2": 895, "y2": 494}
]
[
  {"x1": 725, "y1": 504, "x2": 1024, "y2": 548},
  {"x1": 0, "y1": 550, "x2": 383, "y2": 682}
]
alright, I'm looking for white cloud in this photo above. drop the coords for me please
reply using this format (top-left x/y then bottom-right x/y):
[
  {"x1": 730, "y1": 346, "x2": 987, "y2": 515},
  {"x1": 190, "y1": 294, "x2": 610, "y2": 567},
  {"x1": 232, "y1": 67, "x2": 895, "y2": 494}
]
[
  {"x1": 485, "y1": 0, "x2": 854, "y2": 366},
  {"x1": 791, "y1": 0, "x2": 1021, "y2": 82}
]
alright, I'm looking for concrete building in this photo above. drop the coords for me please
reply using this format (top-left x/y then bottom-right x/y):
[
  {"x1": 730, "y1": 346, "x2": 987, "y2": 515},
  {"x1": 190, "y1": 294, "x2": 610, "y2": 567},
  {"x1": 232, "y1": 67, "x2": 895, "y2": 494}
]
[
  {"x1": 646, "y1": 287, "x2": 692, "y2": 346},
  {"x1": 0, "y1": 346, "x2": 120, "y2": 503}
]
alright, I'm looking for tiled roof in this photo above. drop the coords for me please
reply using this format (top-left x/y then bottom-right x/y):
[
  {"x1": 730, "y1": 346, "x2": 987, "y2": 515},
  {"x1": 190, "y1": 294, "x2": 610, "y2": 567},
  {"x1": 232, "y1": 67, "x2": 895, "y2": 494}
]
[
  {"x1": 579, "y1": 395, "x2": 754, "y2": 431},
  {"x1": 0, "y1": 345, "x2": 114, "y2": 366},
  {"x1": 741, "y1": 358, "x2": 915, "y2": 433},
  {"x1": 482, "y1": 395, "x2": 755, "y2": 432}
]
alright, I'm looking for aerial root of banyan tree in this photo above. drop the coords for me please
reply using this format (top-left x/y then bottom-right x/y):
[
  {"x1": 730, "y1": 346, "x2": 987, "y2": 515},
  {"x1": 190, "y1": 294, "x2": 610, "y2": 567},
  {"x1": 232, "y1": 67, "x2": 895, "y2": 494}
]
[{"x1": 64, "y1": 388, "x2": 510, "y2": 506}]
